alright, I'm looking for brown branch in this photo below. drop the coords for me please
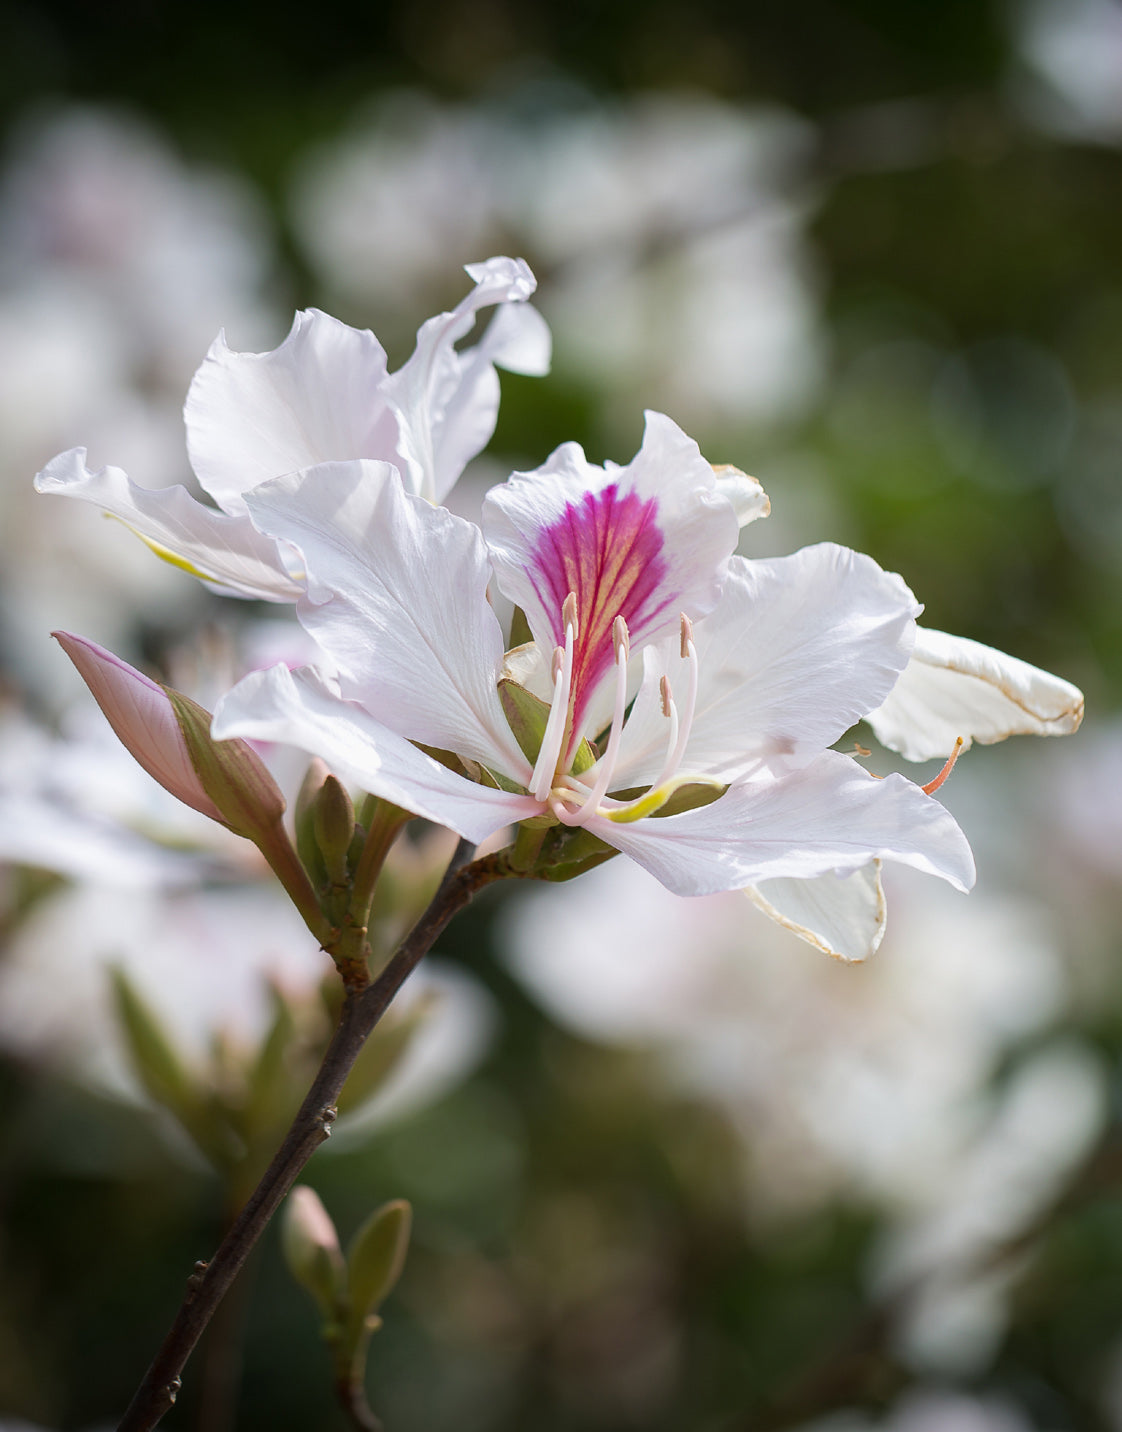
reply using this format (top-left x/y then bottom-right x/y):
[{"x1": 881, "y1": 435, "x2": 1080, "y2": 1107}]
[{"x1": 116, "y1": 838, "x2": 503, "y2": 1432}]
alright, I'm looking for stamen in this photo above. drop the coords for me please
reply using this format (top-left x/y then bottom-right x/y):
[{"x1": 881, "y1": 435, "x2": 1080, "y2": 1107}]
[
  {"x1": 922, "y1": 736, "x2": 965, "y2": 795},
  {"x1": 562, "y1": 591, "x2": 579, "y2": 642},
  {"x1": 613, "y1": 614, "x2": 630, "y2": 662},
  {"x1": 652, "y1": 619, "x2": 700, "y2": 789},
  {"x1": 530, "y1": 605, "x2": 577, "y2": 802},
  {"x1": 555, "y1": 613, "x2": 631, "y2": 825}
]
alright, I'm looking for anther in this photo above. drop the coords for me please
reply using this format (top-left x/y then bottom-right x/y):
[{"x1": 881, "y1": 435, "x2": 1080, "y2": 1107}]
[
  {"x1": 613, "y1": 614, "x2": 630, "y2": 661},
  {"x1": 680, "y1": 613, "x2": 693, "y2": 660},
  {"x1": 660, "y1": 675, "x2": 673, "y2": 718},
  {"x1": 551, "y1": 645, "x2": 564, "y2": 683},
  {"x1": 562, "y1": 591, "x2": 579, "y2": 639},
  {"x1": 922, "y1": 736, "x2": 965, "y2": 795}
]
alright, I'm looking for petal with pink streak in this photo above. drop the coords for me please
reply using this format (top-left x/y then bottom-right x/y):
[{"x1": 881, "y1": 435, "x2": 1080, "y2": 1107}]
[{"x1": 483, "y1": 411, "x2": 738, "y2": 737}]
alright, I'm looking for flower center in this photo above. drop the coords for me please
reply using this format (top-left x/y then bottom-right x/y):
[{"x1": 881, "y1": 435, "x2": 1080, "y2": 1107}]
[{"x1": 537, "y1": 603, "x2": 700, "y2": 828}]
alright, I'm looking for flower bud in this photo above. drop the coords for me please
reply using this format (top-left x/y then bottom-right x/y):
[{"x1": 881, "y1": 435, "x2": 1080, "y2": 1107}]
[
  {"x1": 282, "y1": 1186, "x2": 346, "y2": 1318},
  {"x1": 55, "y1": 630, "x2": 290, "y2": 847},
  {"x1": 53, "y1": 631, "x2": 225, "y2": 823},
  {"x1": 165, "y1": 686, "x2": 287, "y2": 840},
  {"x1": 312, "y1": 774, "x2": 356, "y2": 886}
]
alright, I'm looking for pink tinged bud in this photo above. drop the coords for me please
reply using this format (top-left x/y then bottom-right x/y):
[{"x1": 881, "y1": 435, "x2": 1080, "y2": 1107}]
[
  {"x1": 53, "y1": 631, "x2": 287, "y2": 840},
  {"x1": 53, "y1": 631, "x2": 225, "y2": 824},
  {"x1": 282, "y1": 1186, "x2": 346, "y2": 1317}
]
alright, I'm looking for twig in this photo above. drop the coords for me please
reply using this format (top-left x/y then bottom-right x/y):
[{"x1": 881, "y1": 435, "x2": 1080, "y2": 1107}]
[{"x1": 116, "y1": 838, "x2": 500, "y2": 1432}]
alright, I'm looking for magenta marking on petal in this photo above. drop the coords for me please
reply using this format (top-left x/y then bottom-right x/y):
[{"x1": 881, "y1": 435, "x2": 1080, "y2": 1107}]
[{"x1": 529, "y1": 483, "x2": 669, "y2": 732}]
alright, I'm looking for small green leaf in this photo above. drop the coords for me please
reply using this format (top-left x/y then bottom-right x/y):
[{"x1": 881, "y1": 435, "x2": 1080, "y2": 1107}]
[
  {"x1": 244, "y1": 985, "x2": 299, "y2": 1139},
  {"x1": 346, "y1": 1199, "x2": 412, "y2": 1328}
]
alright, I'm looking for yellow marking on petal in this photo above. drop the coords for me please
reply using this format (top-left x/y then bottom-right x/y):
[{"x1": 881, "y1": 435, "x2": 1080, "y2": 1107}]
[
  {"x1": 110, "y1": 517, "x2": 218, "y2": 582},
  {"x1": 603, "y1": 774, "x2": 724, "y2": 823}
]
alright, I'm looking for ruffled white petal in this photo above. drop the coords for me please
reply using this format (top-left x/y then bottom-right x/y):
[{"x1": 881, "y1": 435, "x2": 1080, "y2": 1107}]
[
  {"x1": 745, "y1": 861, "x2": 886, "y2": 963},
  {"x1": 865, "y1": 626, "x2": 1086, "y2": 762},
  {"x1": 35, "y1": 448, "x2": 302, "y2": 602},
  {"x1": 185, "y1": 309, "x2": 398, "y2": 514},
  {"x1": 612, "y1": 545, "x2": 919, "y2": 789},
  {"x1": 213, "y1": 664, "x2": 539, "y2": 842},
  {"x1": 244, "y1": 460, "x2": 531, "y2": 781},
  {"x1": 589, "y1": 750, "x2": 975, "y2": 897},
  {"x1": 383, "y1": 256, "x2": 549, "y2": 503}
]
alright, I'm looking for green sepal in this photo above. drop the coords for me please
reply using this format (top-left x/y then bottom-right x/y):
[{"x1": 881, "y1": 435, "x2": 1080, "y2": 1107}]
[
  {"x1": 537, "y1": 848, "x2": 619, "y2": 882},
  {"x1": 604, "y1": 779, "x2": 727, "y2": 821},
  {"x1": 165, "y1": 687, "x2": 286, "y2": 840},
  {"x1": 508, "y1": 606, "x2": 533, "y2": 648},
  {"x1": 538, "y1": 824, "x2": 615, "y2": 868},
  {"x1": 498, "y1": 679, "x2": 597, "y2": 774}
]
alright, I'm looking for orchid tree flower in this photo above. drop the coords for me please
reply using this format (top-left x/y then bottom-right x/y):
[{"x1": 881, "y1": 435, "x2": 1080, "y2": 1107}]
[
  {"x1": 211, "y1": 412, "x2": 975, "y2": 905},
  {"x1": 34, "y1": 257, "x2": 550, "y2": 602}
]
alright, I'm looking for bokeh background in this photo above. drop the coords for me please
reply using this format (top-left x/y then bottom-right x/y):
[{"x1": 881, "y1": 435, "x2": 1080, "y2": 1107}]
[{"x1": 1, "y1": 1, "x2": 1121, "y2": 1428}]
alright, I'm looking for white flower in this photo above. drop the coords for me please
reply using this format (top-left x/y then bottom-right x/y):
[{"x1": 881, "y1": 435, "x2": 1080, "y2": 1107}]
[
  {"x1": 212, "y1": 412, "x2": 974, "y2": 900},
  {"x1": 34, "y1": 257, "x2": 550, "y2": 602}
]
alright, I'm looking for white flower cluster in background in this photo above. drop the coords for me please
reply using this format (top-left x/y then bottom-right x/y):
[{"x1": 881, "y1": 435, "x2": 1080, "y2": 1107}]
[{"x1": 291, "y1": 90, "x2": 823, "y2": 430}]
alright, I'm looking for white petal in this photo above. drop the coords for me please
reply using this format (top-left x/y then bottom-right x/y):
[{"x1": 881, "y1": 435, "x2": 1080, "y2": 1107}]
[
  {"x1": 244, "y1": 460, "x2": 531, "y2": 781},
  {"x1": 745, "y1": 861, "x2": 886, "y2": 962},
  {"x1": 711, "y1": 463, "x2": 771, "y2": 527},
  {"x1": 213, "y1": 664, "x2": 538, "y2": 842},
  {"x1": 866, "y1": 626, "x2": 1086, "y2": 762},
  {"x1": 591, "y1": 750, "x2": 975, "y2": 897},
  {"x1": 184, "y1": 309, "x2": 398, "y2": 514},
  {"x1": 383, "y1": 256, "x2": 549, "y2": 502},
  {"x1": 613, "y1": 545, "x2": 919, "y2": 788},
  {"x1": 35, "y1": 448, "x2": 302, "y2": 602}
]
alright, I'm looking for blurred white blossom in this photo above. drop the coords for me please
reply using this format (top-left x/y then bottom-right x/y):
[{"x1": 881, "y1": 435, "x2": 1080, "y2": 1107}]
[{"x1": 291, "y1": 90, "x2": 823, "y2": 428}]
